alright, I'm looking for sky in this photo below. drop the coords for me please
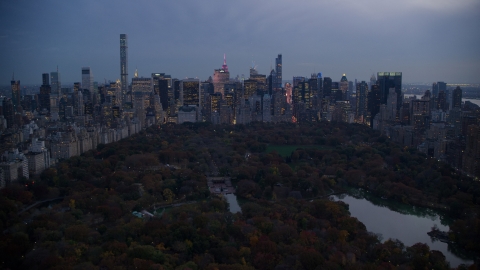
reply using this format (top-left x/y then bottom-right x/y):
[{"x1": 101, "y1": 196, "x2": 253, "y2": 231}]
[{"x1": 1, "y1": 0, "x2": 479, "y2": 85}]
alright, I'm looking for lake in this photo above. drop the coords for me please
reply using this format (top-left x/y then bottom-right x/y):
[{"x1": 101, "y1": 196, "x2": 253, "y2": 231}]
[
  {"x1": 225, "y1": 193, "x2": 242, "y2": 213},
  {"x1": 334, "y1": 191, "x2": 474, "y2": 267}
]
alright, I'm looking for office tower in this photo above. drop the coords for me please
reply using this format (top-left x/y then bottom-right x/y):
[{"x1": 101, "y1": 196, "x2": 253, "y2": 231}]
[
  {"x1": 181, "y1": 78, "x2": 200, "y2": 107},
  {"x1": 339, "y1": 74, "x2": 348, "y2": 101},
  {"x1": 42, "y1": 73, "x2": 49, "y2": 86},
  {"x1": 213, "y1": 54, "x2": 230, "y2": 97},
  {"x1": 437, "y1": 91, "x2": 448, "y2": 111},
  {"x1": 39, "y1": 73, "x2": 51, "y2": 113},
  {"x1": 243, "y1": 80, "x2": 257, "y2": 99},
  {"x1": 316, "y1": 73, "x2": 323, "y2": 99},
  {"x1": 331, "y1": 82, "x2": 341, "y2": 101},
  {"x1": 2, "y1": 98, "x2": 14, "y2": 128},
  {"x1": 356, "y1": 81, "x2": 368, "y2": 123},
  {"x1": 50, "y1": 70, "x2": 61, "y2": 96},
  {"x1": 452, "y1": 86, "x2": 462, "y2": 109},
  {"x1": 11, "y1": 76, "x2": 20, "y2": 112},
  {"x1": 82, "y1": 67, "x2": 93, "y2": 92},
  {"x1": 323, "y1": 77, "x2": 332, "y2": 97},
  {"x1": 411, "y1": 99, "x2": 431, "y2": 131},
  {"x1": 132, "y1": 76, "x2": 152, "y2": 94},
  {"x1": 275, "y1": 54, "x2": 282, "y2": 90},
  {"x1": 120, "y1": 34, "x2": 128, "y2": 96},
  {"x1": 153, "y1": 76, "x2": 169, "y2": 112},
  {"x1": 292, "y1": 76, "x2": 305, "y2": 106},
  {"x1": 377, "y1": 72, "x2": 402, "y2": 113},
  {"x1": 206, "y1": 92, "x2": 222, "y2": 122},
  {"x1": 249, "y1": 67, "x2": 267, "y2": 95}
]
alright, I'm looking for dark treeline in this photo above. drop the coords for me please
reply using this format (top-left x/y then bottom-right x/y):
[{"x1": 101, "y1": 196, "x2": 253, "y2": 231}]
[{"x1": 0, "y1": 121, "x2": 478, "y2": 269}]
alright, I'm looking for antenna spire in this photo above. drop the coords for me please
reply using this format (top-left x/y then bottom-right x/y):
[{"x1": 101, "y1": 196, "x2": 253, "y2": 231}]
[{"x1": 221, "y1": 53, "x2": 228, "y2": 72}]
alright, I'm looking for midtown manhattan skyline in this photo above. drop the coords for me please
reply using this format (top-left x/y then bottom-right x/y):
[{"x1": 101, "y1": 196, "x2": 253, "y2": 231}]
[{"x1": 1, "y1": 0, "x2": 479, "y2": 85}]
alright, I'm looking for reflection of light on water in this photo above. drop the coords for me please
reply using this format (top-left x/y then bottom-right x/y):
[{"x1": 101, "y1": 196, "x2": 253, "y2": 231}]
[
  {"x1": 225, "y1": 194, "x2": 241, "y2": 213},
  {"x1": 334, "y1": 193, "x2": 474, "y2": 267}
]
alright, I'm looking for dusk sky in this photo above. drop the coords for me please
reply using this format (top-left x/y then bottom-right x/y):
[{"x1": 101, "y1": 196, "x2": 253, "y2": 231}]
[{"x1": 1, "y1": 0, "x2": 479, "y2": 85}]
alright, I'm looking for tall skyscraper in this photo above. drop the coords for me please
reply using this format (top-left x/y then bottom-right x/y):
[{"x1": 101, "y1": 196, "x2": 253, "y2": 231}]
[
  {"x1": 356, "y1": 81, "x2": 368, "y2": 123},
  {"x1": 42, "y1": 73, "x2": 49, "y2": 86},
  {"x1": 275, "y1": 54, "x2": 282, "y2": 90},
  {"x1": 120, "y1": 34, "x2": 128, "y2": 96},
  {"x1": 82, "y1": 67, "x2": 93, "y2": 93},
  {"x1": 432, "y1": 81, "x2": 446, "y2": 97},
  {"x1": 339, "y1": 74, "x2": 348, "y2": 101},
  {"x1": 377, "y1": 72, "x2": 402, "y2": 113},
  {"x1": 213, "y1": 54, "x2": 230, "y2": 97},
  {"x1": 11, "y1": 76, "x2": 20, "y2": 112},
  {"x1": 181, "y1": 78, "x2": 200, "y2": 107},
  {"x1": 322, "y1": 77, "x2": 332, "y2": 97},
  {"x1": 50, "y1": 70, "x2": 61, "y2": 96},
  {"x1": 452, "y1": 86, "x2": 462, "y2": 109},
  {"x1": 39, "y1": 73, "x2": 51, "y2": 113}
]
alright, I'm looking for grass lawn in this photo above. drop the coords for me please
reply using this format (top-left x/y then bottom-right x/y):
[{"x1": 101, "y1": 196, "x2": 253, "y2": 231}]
[{"x1": 266, "y1": 145, "x2": 333, "y2": 158}]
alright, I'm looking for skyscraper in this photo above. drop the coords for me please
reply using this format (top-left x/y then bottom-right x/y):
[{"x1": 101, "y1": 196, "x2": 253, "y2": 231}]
[
  {"x1": 432, "y1": 81, "x2": 447, "y2": 97},
  {"x1": 322, "y1": 77, "x2": 332, "y2": 97},
  {"x1": 356, "y1": 81, "x2": 368, "y2": 123},
  {"x1": 275, "y1": 54, "x2": 282, "y2": 90},
  {"x1": 213, "y1": 54, "x2": 230, "y2": 97},
  {"x1": 339, "y1": 74, "x2": 348, "y2": 101},
  {"x1": 39, "y1": 73, "x2": 51, "y2": 113},
  {"x1": 11, "y1": 76, "x2": 20, "y2": 112},
  {"x1": 452, "y1": 86, "x2": 462, "y2": 109},
  {"x1": 50, "y1": 70, "x2": 61, "y2": 96},
  {"x1": 120, "y1": 34, "x2": 128, "y2": 96},
  {"x1": 82, "y1": 67, "x2": 93, "y2": 93},
  {"x1": 181, "y1": 78, "x2": 200, "y2": 107},
  {"x1": 377, "y1": 72, "x2": 402, "y2": 113}
]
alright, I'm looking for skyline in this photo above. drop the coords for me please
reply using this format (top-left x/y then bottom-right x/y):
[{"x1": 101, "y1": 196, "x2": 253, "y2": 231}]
[{"x1": 1, "y1": 0, "x2": 479, "y2": 85}]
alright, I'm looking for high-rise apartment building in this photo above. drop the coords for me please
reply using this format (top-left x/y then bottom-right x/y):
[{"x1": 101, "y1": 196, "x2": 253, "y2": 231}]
[
  {"x1": 339, "y1": 74, "x2": 348, "y2": 101},
  {"x1": 120, "y1": 34, "x2": 128, "y2": 96},
  {"x1": 274, "y1": 54, "x2": 282, "y2": 90}
]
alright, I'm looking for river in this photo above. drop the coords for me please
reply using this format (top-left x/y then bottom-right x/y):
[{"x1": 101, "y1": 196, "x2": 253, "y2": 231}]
[
  {"x1": 404, "y1": 94, "x2": 480, "y2": 107},
  {"x1": 334, "y1": 191, "x2": 474, "y2": 267}
]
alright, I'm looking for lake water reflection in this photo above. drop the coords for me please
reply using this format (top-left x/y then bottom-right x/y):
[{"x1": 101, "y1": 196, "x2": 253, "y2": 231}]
[
  {"x1": 334, "y1": 192, "x2": 474, "y2": 267},
  {"x1": 225, "y1": 194, "x2": 241, "y2": 213}
]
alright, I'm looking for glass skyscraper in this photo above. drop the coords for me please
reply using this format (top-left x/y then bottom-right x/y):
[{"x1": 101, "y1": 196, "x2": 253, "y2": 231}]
[{"x1": 120, "y1": 34, "x2": 128, "y2": 96}]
